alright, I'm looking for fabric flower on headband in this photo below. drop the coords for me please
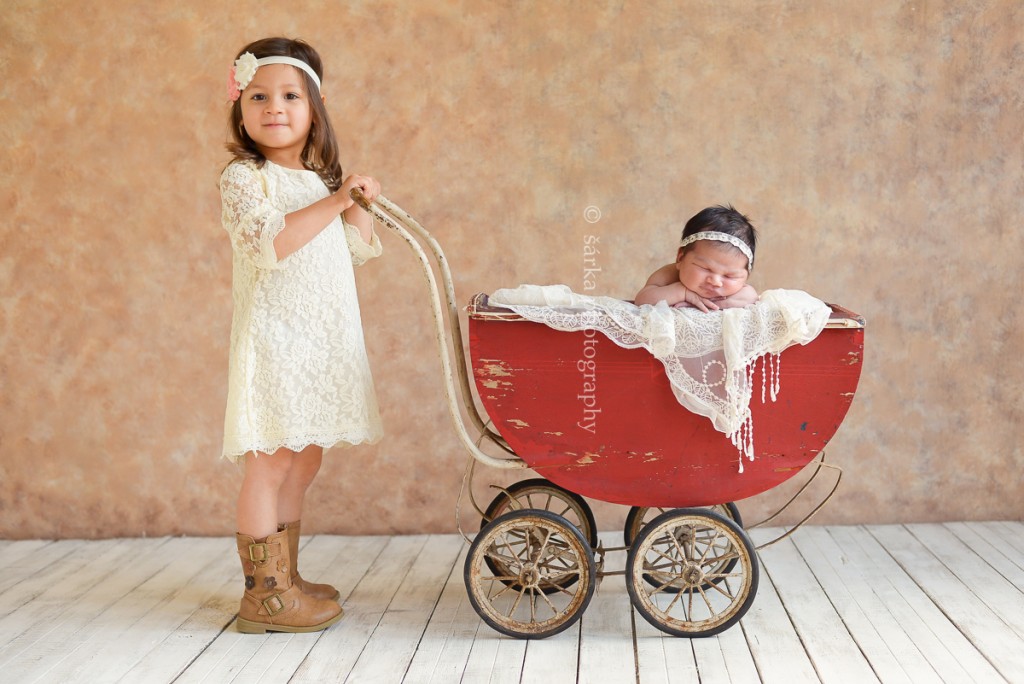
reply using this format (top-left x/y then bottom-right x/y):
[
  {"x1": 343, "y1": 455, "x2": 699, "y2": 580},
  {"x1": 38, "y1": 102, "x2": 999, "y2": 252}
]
[{"x1": 227, "y1": 52, "x2": 259, "y2": 102}]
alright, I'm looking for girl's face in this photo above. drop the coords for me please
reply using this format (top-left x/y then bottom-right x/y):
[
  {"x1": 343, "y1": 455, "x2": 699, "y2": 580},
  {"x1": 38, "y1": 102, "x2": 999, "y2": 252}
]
[
  {"x1": 675, "y1": 240, "x2": 750, "y2": 300},
  {"x1": 239, "y1": 64, "x2": 316, "y2": 168}
]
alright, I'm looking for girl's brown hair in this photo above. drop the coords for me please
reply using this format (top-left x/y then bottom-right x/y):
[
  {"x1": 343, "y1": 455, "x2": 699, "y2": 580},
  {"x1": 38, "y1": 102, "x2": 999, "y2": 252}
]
[{"x1": 227, "y1": 37, "x2": 343, "y2": 191}]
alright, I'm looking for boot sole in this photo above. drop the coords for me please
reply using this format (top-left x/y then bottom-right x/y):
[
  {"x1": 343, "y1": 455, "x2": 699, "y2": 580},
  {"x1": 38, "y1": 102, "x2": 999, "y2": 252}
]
[{"x1": 236, "y1": 608, "x2": 343, "y2": 634}]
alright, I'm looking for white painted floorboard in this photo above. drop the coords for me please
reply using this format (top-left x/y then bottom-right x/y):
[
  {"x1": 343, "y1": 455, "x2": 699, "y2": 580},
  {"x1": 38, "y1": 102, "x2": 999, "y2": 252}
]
[{"x1": 2, "y1": 522, "x2": 1022, "y2": 683}]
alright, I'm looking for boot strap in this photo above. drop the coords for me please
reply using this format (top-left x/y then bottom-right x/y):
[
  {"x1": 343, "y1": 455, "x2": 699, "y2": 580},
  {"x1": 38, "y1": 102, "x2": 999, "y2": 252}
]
[
  {"x1": 262, "y1": 594, "x2": 286, "y2": 616},
  {"x1": 248, "y1": 541, "x2": 283, "y2": 563}
]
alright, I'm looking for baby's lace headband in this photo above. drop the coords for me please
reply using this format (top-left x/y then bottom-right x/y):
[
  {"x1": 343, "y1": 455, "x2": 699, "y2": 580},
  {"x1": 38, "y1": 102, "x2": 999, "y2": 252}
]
[
  {"x1": 228, "y1": 52, "x2": 321, "y2": 102},
  {"x1": 680, "y1": 231, "x2": 755, "y2": 269}
]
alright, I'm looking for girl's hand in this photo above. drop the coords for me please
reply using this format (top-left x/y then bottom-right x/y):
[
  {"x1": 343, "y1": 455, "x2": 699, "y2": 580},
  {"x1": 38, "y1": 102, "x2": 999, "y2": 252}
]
[{"x1": 340, "y1": 174, "x2": 381, "y2": 208}]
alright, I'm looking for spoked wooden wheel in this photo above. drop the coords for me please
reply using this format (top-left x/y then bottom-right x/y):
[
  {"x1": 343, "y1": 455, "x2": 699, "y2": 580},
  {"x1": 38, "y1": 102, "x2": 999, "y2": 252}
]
[
  {"x1": 626, "y1": 509, "x2": 758, "y2": 638},
  {"x1": 465, "y1": 509, "x2": 596, "y2": 639},
  {"x1": 625, "y1": 503, "x2": 743, "y2": 593},
  {"x1": 482, "y1": 478, "x2": 598, "y2": 547}
]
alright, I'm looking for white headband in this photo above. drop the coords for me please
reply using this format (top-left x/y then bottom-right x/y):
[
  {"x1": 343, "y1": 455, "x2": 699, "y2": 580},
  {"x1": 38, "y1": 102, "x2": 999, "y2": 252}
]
[
  {"x1": 228, "y1": 52, "x2": 321, "y2": 101},
  {"x1": 680, "y1": 231, "x2": 754, "y2": 269}
]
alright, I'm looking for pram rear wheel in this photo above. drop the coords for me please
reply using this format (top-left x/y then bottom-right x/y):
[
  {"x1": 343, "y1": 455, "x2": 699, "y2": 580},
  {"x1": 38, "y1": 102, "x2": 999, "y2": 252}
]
[
  {"x1": 482, "y1": 478, "x2": 598, "y2": 547},
  {"x1": 626, "y1": 508, "x2": 758, "y2": 638},
  {"x1": 465, "y1": 509, "x2": 596, "y2": 639}
]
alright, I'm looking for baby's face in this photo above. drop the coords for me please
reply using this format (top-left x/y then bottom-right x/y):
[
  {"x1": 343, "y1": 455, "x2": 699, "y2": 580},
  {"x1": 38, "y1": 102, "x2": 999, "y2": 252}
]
[{"x1": 676, "y1": 241, "x2": 750, "y2": 300}]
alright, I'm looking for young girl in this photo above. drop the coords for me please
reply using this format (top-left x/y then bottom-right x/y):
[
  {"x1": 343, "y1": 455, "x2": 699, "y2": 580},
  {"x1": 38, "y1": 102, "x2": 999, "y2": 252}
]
[
  {"x1": 634, "y1": 205, "x2": 759, "y2": 312},
  {"x1": 220, "y1": 37, "x2": 383, "y2": 634}
]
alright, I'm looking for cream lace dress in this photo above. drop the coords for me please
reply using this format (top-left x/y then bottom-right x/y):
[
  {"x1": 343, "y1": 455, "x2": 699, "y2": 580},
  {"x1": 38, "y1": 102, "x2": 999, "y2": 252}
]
[{"x1": 220, "y1": 159, "x2": 383, "y2": 462}]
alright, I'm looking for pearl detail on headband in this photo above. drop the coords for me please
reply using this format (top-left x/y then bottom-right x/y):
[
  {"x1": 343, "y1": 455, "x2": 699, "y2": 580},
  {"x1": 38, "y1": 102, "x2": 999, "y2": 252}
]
[{"x1": 680, "y1": 231, "x2": 754, "y2": 269}]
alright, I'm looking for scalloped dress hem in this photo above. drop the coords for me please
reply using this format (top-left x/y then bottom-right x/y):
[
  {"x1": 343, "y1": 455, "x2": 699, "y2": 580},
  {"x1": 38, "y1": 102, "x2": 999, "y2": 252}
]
[{"x1": 222, "y1": 431, "x2": 383, "y2": 464}]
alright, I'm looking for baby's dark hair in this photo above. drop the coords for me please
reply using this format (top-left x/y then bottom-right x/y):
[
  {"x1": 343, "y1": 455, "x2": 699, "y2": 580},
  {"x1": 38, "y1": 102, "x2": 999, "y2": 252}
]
[
  {"x1": 226, "y1": 37, "x2": 344, "y2": 191},
  {"x1": 680, "y1": 205, "x2": 758, "y2": 263}
]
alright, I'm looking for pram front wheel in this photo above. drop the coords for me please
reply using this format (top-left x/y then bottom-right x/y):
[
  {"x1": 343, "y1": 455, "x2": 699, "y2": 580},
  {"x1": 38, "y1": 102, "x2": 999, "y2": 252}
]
[
  {"x1": 465, "y1": 509, "x2": 596, "y2": 639},
  {"x1": 626, "y1": 509, "x2": 758, "y2": 638},
  {"x1": 481, "y1": 478, "x2": 598, "y2": 547}
]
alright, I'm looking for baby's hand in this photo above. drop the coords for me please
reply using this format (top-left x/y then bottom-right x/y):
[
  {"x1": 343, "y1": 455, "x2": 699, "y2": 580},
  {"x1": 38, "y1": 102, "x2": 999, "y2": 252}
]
[
  {"x1": 674, "y1": 288, "x2": 720, "y2": 313},
  {"x1": 713, "y1": 285, "x2": 759, "y2": 309}
]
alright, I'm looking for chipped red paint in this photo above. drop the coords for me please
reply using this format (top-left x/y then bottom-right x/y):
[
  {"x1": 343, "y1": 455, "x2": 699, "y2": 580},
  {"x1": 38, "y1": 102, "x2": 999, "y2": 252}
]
[{"x1": 468, "y1": 299, "x2": 864, "y2": 507}]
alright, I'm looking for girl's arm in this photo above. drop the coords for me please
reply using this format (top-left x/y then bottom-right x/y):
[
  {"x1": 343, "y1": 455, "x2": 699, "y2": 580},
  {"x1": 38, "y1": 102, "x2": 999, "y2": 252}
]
[
  {"x1": 272, "y1": 193, "x2": 350, "y2": 261},
  {"x1": 275, "y1": 175, "x2": 380, "y2": 259},
  {"x1": 221, "y1": 163, "x2": 290, "y2": 269},
  {"x1": 342, "y1": 205, "x2": 374, "y2": 244},
  {"x1": 341, "y1": 174, "x2": 377, "y2": 246},
  {"x1": 340, "y1": 174, "x2": 380, "y2": 246}
]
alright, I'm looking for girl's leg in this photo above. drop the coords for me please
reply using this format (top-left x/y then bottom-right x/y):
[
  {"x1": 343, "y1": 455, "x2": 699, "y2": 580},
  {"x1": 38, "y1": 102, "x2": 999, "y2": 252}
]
[
  {"x1": 276, "y1": 444, "x2": 324, "y2": 526},
  {"x1": 273, "y1": 445, "x2": 338, "y2": 600},
  {"x1": 236, "y1": 449, "x2": 296, "y2": 539},
  {"x1": 233, "y1": 446, "x2": 341, "y2": 634}
]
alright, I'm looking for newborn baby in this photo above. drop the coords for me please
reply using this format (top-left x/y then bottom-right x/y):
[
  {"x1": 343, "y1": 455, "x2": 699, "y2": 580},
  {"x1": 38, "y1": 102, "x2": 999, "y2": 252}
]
[{"x1": 635, "y1": 205, "x2": 758, "y2": 312}]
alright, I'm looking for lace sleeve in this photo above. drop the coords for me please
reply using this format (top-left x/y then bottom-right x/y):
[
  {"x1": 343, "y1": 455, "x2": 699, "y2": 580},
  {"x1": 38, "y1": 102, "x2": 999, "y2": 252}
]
[
  {"x1": 343, "y1": 216, "x2": 383, "y2": 266},
  {"x1": 220, "y1": 162, "x2": 286, "y2": 270}
]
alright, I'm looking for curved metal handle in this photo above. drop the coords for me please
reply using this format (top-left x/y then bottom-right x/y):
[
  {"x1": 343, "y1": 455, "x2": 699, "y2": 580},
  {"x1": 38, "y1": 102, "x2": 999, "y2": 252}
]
[
  {"x1": 344, "y1": 187, "x2": 523, "y2": 471},
  {"x1": 349, "y1": 186, "x2": 372, "y2": 212}
]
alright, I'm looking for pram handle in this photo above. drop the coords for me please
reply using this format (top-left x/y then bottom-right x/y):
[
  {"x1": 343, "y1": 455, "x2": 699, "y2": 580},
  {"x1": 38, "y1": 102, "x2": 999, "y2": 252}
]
[
  {"x1": 350, "y1": 187, "x2": 372, "y2": 212},
  {"x1": 346, "y1": 186, "x2": 524, "y2": 471}
]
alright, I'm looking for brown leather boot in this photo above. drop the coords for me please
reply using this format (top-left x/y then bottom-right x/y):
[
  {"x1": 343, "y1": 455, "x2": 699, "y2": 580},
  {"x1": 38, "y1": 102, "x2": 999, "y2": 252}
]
[
  {"x1": 279, "y1": 520, "x2": 341, "y2": 601},
  {"x1": 235, "y1": 530, "x2": 342, "y2": 634}
]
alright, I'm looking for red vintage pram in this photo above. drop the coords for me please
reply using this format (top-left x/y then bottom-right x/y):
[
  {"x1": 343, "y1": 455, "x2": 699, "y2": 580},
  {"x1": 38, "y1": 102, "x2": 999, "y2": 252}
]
[{"x1": 353, "y1": 191, "x2": 865, "y2": 640}]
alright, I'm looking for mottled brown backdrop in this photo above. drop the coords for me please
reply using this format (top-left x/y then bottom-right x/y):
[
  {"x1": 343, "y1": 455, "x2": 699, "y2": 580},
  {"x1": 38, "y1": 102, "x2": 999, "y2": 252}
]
[{"x1": 2, "y1": 0, "x2": 1021, "y2": 538}]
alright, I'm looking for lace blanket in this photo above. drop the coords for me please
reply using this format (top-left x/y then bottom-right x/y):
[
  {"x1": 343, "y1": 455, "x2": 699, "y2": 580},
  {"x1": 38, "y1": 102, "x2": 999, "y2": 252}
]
[{"x1": 488, "y1": 285, "x2": 830, "y2": 469}]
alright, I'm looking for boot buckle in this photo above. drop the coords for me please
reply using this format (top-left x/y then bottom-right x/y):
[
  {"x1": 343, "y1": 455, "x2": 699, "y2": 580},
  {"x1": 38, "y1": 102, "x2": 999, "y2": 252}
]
[
  {"x1": 248, "y1": 542, "x2": 279, "y2": 563},
  {"x1": 262, "y1": 594, "x2": 286, "y2": 616}
]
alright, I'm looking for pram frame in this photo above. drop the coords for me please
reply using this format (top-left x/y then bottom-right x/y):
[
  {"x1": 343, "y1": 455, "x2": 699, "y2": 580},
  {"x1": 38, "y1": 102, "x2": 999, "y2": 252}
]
[{"x1": 352, "y1": 189, "x2": 863, "y2": 639}]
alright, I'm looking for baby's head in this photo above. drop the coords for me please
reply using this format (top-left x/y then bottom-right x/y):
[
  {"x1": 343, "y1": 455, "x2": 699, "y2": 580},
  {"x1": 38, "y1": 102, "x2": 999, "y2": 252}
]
[{"x1": 675, "y1": 206, "x2": 758, "y2": 300}]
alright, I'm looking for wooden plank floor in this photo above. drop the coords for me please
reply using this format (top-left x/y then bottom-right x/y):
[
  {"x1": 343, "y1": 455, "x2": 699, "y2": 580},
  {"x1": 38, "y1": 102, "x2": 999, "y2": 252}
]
[{"x1": 2, "y1": 522, "x2": 1023, "y2": 683}]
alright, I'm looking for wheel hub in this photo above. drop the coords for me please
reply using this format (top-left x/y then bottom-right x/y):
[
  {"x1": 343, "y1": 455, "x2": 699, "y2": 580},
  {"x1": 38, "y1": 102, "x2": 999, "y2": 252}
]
[
  {"x1": 519, "y1": 562, "x2": 541, "y2": 588},
  {"x1": 681, "y1": 562, "x2": 705, "y2": 587}
]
